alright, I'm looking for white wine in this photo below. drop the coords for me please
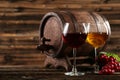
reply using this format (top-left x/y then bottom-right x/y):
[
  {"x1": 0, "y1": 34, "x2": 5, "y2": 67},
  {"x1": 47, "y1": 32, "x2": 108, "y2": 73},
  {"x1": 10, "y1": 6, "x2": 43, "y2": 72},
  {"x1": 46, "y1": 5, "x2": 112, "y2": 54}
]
[{"x1": 86, "y1": 32, "x2": 108, "y2": 48}]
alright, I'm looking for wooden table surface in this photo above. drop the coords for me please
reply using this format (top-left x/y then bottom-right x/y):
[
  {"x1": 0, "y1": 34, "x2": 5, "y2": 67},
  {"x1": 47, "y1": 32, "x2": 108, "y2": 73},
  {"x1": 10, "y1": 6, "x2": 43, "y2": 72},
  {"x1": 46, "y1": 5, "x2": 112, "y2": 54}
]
[{"x1": 0, "y1": 68, "x2": 120, "y2": 80}]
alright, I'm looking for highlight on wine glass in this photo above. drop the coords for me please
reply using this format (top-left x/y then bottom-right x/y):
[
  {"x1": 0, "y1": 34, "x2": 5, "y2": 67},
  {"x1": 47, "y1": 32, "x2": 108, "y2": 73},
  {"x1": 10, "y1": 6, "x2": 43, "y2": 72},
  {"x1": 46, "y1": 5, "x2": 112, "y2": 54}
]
[
  {"x1": 86, "y1": 20, "x2": 111, "y2": 73},
  {"x1": 62, "y1": 22, "x2": 88, "y2": 76}
]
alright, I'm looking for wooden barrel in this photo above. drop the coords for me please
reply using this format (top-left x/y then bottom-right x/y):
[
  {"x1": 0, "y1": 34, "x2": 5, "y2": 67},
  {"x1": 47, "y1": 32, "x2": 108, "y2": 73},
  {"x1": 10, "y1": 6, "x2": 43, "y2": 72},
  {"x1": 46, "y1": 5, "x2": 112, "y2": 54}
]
[{"x1": 38, "y1": 11, "x2": 110, "y2": 58}]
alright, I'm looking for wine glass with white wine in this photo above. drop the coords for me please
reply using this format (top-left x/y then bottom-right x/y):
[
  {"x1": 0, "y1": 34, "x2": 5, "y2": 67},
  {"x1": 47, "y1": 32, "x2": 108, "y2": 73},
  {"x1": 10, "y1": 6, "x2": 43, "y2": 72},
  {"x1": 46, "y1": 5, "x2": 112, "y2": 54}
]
[{"x1": 86, "y1": 19, "x2": 111, "y2": 73}]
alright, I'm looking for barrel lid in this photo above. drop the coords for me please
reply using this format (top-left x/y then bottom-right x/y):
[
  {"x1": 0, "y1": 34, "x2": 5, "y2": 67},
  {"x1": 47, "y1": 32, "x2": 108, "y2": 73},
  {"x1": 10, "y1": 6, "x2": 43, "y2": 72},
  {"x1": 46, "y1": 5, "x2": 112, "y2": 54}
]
[{"x1": 39, "y1": 12, "x2": 65, "y2": 57}]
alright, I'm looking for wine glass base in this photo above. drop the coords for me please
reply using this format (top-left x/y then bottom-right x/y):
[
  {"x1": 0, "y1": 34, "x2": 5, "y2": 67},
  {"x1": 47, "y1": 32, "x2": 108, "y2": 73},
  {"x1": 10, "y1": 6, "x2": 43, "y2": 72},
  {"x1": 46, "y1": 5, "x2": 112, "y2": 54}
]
[
  {"x1": 93, "y1": 65, "x2": 100, "y2": 74},
  {"x1": 64, "y1": 72, "x2": 85, "y2": 76},
  {"x1": 94, "y1": 71, "x2": 99, "y2": 74}
]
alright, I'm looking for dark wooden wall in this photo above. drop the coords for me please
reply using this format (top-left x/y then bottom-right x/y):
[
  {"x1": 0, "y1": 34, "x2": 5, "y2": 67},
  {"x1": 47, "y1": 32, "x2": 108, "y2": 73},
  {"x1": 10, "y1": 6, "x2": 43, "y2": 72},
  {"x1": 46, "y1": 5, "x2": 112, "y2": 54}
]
[{"x1": 0, "y1": 0, "x2": 120, "y2": 69}]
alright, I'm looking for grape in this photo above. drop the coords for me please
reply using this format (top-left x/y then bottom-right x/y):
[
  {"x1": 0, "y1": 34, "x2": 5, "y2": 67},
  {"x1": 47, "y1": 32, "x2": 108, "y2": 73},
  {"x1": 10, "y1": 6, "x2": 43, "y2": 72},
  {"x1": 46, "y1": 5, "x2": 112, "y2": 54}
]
[
  {"x1": 108, "y1": 56, "x2": 116, "y2": 62},
  {"x1": 98, "y1": 53, "x2": 120, "y2": 74},
  {"x1": 98, "y1": 54, "x2": 109, "y2": 68},
  {"x1": 99, "y1": 68, "x2": 115, "y2": 74},
  {"x1": 100, "y1": 52, "x2": 120, "y2": 62}
]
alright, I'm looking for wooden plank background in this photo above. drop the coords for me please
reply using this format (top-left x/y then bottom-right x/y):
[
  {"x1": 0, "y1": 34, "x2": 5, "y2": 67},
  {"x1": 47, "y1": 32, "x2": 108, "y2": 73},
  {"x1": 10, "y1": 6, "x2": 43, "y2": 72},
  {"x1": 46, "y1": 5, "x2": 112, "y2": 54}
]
[{"x1": 0, "y1": 0, "x2": 119, "y2": 69}]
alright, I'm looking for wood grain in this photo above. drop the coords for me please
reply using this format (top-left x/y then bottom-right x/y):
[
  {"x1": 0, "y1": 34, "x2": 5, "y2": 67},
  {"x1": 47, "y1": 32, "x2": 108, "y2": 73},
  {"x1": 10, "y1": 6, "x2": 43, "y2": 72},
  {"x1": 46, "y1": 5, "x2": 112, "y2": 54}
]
[{"x1": 0, "y1": 0, "x2": 119, "y2": 69}]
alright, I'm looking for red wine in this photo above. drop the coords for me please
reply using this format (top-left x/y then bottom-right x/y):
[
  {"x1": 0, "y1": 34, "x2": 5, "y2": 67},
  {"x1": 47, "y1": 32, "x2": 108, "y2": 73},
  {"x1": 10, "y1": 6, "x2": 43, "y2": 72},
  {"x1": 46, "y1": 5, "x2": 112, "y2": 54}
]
[{"x1": 62, "y1": 33, "x2": 87, "y2": 48}]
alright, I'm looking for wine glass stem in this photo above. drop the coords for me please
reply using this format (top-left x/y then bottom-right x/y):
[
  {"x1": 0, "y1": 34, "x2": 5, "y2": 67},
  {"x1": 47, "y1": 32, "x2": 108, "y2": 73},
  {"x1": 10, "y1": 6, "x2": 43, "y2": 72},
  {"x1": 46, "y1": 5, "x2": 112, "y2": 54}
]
[
  {"x1": 72, "y1": 48, "x2": 77, "y2": 73},
  {"x1": 94, "y1": 48, "x2": 99, "y2": 73}
]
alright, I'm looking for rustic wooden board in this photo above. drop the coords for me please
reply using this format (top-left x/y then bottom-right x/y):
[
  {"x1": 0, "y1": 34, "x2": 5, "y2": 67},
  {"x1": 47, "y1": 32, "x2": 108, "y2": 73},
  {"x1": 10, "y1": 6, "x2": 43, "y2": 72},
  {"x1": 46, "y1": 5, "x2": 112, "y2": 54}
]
[
  {"x1": 0, "y1": 0, "x2": 119, "y2": 69},
  {"x1": 0, "y1": 69, "x2": 120, "y2": 80}
]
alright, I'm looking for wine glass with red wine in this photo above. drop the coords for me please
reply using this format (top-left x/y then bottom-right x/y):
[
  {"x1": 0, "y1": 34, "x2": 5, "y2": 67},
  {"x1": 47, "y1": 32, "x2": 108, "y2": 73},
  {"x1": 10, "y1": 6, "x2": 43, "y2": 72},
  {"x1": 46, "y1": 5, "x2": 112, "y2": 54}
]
[{"x1": 62, "y1": 23, "x2": 88, "y2": 76}]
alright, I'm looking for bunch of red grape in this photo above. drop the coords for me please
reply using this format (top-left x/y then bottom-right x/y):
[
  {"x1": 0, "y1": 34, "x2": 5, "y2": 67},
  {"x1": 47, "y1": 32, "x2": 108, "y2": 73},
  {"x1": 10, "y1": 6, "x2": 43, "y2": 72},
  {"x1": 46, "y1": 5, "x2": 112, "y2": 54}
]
[{"x1": 98, "y1": 54, "x2": 120, "y2": 74}]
